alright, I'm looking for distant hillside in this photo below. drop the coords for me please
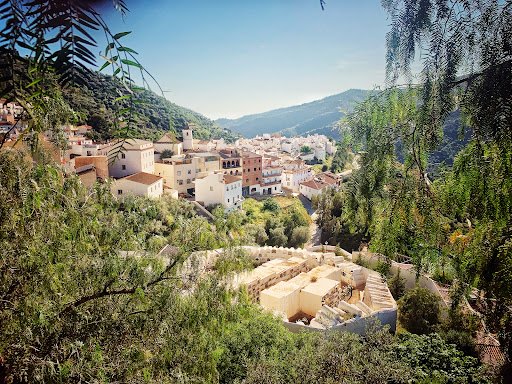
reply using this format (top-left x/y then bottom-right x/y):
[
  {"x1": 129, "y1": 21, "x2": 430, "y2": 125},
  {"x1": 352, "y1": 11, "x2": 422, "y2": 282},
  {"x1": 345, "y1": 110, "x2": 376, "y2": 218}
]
[
  {"x1": 216, "y1": 89, "x2": 370, "y2": 139},
  {"x1": 62, "y1": 70, "x2": 240, "y2": 143}
]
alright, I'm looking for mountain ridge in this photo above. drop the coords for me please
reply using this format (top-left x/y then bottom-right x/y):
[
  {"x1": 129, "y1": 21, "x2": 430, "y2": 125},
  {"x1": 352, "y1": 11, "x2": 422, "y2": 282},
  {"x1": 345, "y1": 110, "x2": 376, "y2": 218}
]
[{"x1": 216, "y1": 89, "x2": 370, "y2": 139}]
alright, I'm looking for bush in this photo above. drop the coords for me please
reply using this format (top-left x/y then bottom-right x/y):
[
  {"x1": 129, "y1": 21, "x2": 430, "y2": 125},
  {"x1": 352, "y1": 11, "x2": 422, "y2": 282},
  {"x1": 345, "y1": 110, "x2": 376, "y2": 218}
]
[
  {"x1": 262, "y1": 198, "x2": 280, "y2": 212},
  {"x1": 289, "y1": 226, "x2": 309, "y2": 248},
  {"x1": 268, "y1": 227, "x2": 288, "y2": 247},
  {"x1": 388, "y1": 269, "x2": 406, "y2": 300},
  {"x1": 376, "y1": 260, "x2": 391, "y2": 276},
  {"x1": 321, "y1": 164, "x2": 328, "y2": 172},
  {"x1": 398, "y1": 287, "x2": 441, "y2": 334},
  {"x1": 160, "y1": 149, "x2": 174, "y2": 159},
  {"x1": 245, "y1": 224, "x2": 268, "y2": 245},
  {"x1": 431, "y1": 267, "x2": 454, "y2": 285},
  {"x1": 438, "y1": 330, "x2": 478, "y2": 358}
]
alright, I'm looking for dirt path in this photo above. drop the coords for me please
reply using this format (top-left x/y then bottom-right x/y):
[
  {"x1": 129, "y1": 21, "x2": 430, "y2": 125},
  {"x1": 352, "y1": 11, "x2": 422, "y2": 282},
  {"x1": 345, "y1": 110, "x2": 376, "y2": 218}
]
[
  {"x1": 305, "y1": 211, "x2": 321, "y2": 248},
  {"x1": 298, "y1": 194, "x2": 321, "y2": 248}
]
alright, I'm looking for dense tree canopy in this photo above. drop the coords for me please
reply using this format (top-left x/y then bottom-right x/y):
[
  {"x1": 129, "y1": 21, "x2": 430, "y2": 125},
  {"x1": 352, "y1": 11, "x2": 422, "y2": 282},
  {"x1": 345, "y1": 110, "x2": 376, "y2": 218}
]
[{"x1": 335, "y1": 0, "x2": 512, "y2": 375}]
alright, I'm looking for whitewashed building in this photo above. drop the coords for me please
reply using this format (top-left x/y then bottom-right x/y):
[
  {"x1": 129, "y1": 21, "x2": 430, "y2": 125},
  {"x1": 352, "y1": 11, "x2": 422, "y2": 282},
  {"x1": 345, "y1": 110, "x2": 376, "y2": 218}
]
[
  {"x1": 108, "y1": 139, "x2": 155, "y2": 179},
  {"x1": 154, "y1": 133, "x2": 183, "y2": 159},
  {"x1": 299, "y1": 172, "x2": 340, "y2": 200},
  {"x1": 194, "y1": 171, "x2": 243, "y2": 212},
  {"x1": 113, "y1": 172, "x2": 163, "y2": 199}
]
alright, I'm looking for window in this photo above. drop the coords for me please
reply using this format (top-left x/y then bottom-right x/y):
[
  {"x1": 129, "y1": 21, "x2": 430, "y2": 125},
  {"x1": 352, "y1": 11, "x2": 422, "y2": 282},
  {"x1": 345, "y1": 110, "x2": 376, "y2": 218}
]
[
  {"x1": 210, "y1": 186, "x2": 213, "y2": 191},
  {"x1": 187, "y1": 179, "x2": 191, "y2": 184},
  {"x1": 121, "y1": 165, "x2": 126, "y2": 170},
  {"x1": 188, "y1": 170, "x2": 191, "y2": 174},
  {"x1": 121, "y1": 153, "x2": 125, "y2": 159},
  {"x1": 256, "y1": 177, "x2": 259, "y2": 181},
  {"x1": 254, "y1": 168, "x2": 256, "y2": 171},
  {"x1": 227, "y1": 198, "x2": 230, "y2": 203},
  {"x1": 117, "y1": 190, "x2": 122, "y2": 195},
  {"x1": 178, "y1": 180, "x2": 183, "y2": 185},
  {"x1": 246, "y1": 179, "x2": 249, "y2": 183},
  {"x1": 226, "y1": 187, "x2": 229, "y2": 191},
  {"x1": 177, "y1": 171, "x2": 181, "y2": 176}
]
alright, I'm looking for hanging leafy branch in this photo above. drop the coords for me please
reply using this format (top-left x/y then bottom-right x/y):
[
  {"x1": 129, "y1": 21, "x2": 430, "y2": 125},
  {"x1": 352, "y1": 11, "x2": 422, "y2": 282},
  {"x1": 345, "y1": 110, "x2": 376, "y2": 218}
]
[{"x1": 0, "y1": 0, "x2": 161, "y2": 158}]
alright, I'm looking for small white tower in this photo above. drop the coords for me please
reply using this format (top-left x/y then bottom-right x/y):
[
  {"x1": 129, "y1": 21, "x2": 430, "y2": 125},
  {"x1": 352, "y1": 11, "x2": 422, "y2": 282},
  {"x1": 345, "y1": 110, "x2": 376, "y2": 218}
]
[{"x1": 182, "y1": 123, "x2": 193, "y2": 150}]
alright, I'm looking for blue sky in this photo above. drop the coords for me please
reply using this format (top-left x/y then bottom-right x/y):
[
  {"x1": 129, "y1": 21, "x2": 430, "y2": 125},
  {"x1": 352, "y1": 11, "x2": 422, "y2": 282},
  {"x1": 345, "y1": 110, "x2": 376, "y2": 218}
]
[{"x1": 97, "y1": 1, "x2": 391, "y2": 119}]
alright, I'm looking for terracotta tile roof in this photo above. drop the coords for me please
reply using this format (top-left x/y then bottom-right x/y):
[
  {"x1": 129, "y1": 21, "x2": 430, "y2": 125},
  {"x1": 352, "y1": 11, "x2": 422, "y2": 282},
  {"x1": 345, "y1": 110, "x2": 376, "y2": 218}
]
[
  {"x1": 242, "y1": 151, "x2": 262, "y2": 158},
  {"x1": 475, "y1": 332, "x2": 505, "y2": 365},
  {"x1": 121, "y1": 172, "x2": 162, "y2": 185},
  {"x1": 223, "y1": 174, "x2": 242, "y2": 184},
  {"x1": 316, "y1": 172, "x2": 339, "y2": 185},
  {"x1": 300, "y1": 178, "x2": 330, "y2": 190}
]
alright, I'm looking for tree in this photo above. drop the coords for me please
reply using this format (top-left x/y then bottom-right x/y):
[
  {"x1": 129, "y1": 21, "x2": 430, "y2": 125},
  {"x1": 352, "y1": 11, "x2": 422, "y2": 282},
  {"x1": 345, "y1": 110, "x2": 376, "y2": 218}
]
[
  {"x1": 262, "y1": 198, "x2": 280, "y2": 212},
  {"x1": 160, "y1": 149, "x2": 174, "y2": 159},
  {"x1": 388, "y1": 269, "x2": 406, "y2": 300},
  {"x1": 289, "y1": 226, "x2": 310, "y2": 248},
  {"x1": 0, "y1": 0, "x2": 158, "y2": 157},
  {"x1": 398, "y1": 287, "x2": 441, "y2": 334},
  {"x1": 268, "y1": 227, "x2": 288, "y2": 247},
  {"x1": 393, "y1": 333, "x2": 487, "y2": 383},
  {"x1": 352, "y1": 1, "x2": 512, "y2": 374},
  {"x1": 300, "y1": 145, "x2": 311, "y2": 153}
]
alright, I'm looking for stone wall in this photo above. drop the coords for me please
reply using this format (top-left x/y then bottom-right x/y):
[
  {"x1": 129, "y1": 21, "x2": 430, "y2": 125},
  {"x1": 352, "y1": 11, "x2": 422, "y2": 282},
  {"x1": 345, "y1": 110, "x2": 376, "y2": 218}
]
[
  {"x1": 350, "y1": 251, "x2": 448, "y2": 308},
  {"x1": 282, "y1": 308, "x2": 397, "y2": 335}
]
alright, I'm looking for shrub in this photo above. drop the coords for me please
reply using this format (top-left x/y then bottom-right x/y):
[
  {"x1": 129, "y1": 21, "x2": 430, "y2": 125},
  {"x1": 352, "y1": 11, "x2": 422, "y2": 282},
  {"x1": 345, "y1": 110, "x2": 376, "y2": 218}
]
[
  {"x1": 268, "y1": 227, "x2": 287, "y2": 247},
  {"x1": 376, "y1": 260, "x2": 391, "y2": 276},
  {"x1": 398, "y1": 287, "x2": 441, "y2": 334},
  {"x1": 289, "y1": 226, "x2": 310, "y2": 248},
  {"x1": 388, "y1": 269, "x2": 406, "y2": 300},
  {"x1": 160, "y1": 149, "x2": 174, "y2": 159},
  {"x1": 262, "y1": 198, "x2": 280, "y2": 212}
]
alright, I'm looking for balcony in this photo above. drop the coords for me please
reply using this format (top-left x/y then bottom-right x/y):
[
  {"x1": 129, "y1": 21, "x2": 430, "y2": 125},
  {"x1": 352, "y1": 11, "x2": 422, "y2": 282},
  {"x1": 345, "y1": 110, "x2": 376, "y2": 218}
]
[{"x1": 260, "y1": 180, "x2": 281, "y2": 186}]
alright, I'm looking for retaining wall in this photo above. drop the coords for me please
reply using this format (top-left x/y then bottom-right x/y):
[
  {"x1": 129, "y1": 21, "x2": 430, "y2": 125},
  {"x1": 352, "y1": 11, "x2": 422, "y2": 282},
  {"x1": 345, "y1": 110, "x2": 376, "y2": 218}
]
[
  {"x1": 350, "y1": 251, "x2": 447, "y2": 308},
  {"x1": 282, "y1": 308, "x2": 397, "y2": 335}
]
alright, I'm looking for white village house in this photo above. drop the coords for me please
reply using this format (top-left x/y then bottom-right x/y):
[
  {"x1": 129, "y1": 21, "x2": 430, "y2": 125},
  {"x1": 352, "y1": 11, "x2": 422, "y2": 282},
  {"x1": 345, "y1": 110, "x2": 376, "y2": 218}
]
[
  {"x1": 112, "y1": 172, "x2": 164, "y2": 199},
  {"x1": 194, "y1": 171, "x2": 243, "y2": 212}
]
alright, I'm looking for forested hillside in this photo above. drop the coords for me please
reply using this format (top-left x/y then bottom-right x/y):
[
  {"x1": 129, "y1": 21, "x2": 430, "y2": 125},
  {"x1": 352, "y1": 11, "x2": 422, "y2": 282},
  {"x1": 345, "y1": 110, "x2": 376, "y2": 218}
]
[
  {"x1": 216, "y1": 89, "x2": 369, "y2": 139},
  {"x1": 62, "y1": 69, "x2": 240, "y2": 143}
]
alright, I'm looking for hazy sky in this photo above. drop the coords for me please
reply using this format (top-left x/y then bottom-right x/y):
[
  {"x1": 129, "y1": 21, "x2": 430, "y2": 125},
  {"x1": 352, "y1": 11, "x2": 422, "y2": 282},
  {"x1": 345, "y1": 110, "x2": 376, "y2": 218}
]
[{"x1": 97, "y1": 1, "x2": 391, "y2": 119}]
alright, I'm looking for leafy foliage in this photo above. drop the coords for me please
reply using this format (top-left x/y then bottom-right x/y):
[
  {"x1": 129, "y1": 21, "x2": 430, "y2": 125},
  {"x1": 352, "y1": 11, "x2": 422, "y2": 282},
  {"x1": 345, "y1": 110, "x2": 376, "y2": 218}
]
[
  {"x1": 398, "y1": 287, "x2": 442, "y2": 334},
  {"x1": 241, "y1": 197, "x2": 311, "y2": 248},
  {"x1": 63, "y1": 69, "x2": 241, "y2": 143},
  {"x1": 300, "y1": 145, "x2": 312, "y2": 153}
]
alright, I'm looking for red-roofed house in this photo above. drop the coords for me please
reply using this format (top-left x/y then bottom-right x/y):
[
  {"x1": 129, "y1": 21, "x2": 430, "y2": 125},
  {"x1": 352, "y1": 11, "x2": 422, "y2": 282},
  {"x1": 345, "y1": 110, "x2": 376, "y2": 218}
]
[
  {"x1": 299, "y1": 172, "x2": 341, "y2": 200},
  {"x1": 112, "y1": 172, "x2": 163, "y2": 198}
]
